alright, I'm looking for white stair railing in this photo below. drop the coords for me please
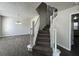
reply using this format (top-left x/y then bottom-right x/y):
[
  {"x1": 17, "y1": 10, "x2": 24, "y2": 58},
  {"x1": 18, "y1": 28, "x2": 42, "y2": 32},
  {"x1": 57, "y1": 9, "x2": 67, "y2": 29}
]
[
  {"x1": 27, "y1": 16, "x2": 40, "y2": 51},
  {"x1": 50, "y1": 15, "x2": 61, "y2": 56},
  {"x1": 33, "y1": 16, "x2": 40, "y2": 46}
]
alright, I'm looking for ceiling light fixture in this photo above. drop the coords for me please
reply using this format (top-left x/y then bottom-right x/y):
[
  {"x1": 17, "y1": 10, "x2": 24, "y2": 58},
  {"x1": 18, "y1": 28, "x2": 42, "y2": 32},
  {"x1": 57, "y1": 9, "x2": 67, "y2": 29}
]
[{"x1": 74, "y1": 16, "x2": 77, "y2": 19}]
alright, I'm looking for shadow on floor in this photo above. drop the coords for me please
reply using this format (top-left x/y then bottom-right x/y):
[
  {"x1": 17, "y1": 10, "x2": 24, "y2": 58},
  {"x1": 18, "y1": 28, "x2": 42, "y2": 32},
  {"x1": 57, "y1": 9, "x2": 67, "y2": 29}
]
[{"x1": 58, "y1": 45, "x2": 79, "y2": 56}]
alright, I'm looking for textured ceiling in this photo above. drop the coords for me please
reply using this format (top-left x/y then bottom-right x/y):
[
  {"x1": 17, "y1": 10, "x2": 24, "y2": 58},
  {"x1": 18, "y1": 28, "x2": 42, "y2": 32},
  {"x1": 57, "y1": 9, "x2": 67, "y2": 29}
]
[
  {"x1": 46, "y1": 2, "x2": 78, "y2": 11},
  {"x1": 0, "y1": 2, "x2": 41, "y2": 19}
]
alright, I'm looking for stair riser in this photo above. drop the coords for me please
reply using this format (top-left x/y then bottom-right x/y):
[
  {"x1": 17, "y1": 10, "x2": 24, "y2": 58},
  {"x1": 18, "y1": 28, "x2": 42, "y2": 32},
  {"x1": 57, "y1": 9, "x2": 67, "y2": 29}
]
[
  {"x1": 37, "y1": 37, "x2": 50, "y2": 40},
  {"x1": 38, "y1": 33, "x2": 49, "y2": 35},
  {"x1": 43, "y1": 29, "x2": 49, "y2": 31},
  {"x1": 38, "y1": 34, "x2": 50, "y2": 37},
  {"x1": 33, "y1": 50, "x2": 52, "y2": 56},
  {"x1": 36, "y1": 44, "x2": 50, "y2": 47},
  {"x1": 37, "y1": 39, "x2": 50, "y2": 42},
  {"x1": 39, "y1": 32, "x2": 49, "y2": 34},
  {"x1": 36, "y1": 41, "x2": 50, "y2": 46}
]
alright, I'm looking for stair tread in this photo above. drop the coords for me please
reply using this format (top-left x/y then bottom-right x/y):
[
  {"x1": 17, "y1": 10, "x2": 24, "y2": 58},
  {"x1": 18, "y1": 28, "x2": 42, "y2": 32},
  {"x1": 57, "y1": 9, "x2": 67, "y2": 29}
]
[
  {"x1": 38, "y1": 37, "x2": 49, "y2": 39},
  {"x1": 37, "y1": 39, "x2": 50, "y2": 42},
  {"x1": 33, "y1": 45, "x2": 52, "y2": 52},
  {"x1": 39, "y1": 30, "x2": 49, "y2": 32},
  {"x1": 37, "y1": 41, "x2": 50, "y2": 45},
  {"x1": 38, "y1": 33, "x2": 49, "y2": 35},
  {"x1": 32, "y1": 24, "x2": 52, "y2": 55},
  {"x1": 38, "y1": 34, "x2": 49, "y2": 37}
]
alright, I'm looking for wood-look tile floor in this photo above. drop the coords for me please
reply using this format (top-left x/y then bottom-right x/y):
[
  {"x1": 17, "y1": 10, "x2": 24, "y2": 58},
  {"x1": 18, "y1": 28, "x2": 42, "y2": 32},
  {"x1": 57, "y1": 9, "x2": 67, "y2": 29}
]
[
  {"x1": 0, "y1": 35, "x2": 79, "y2": 56},
  {"x1": 0, "y1": 35, "x2": 32, "y2": 56}
]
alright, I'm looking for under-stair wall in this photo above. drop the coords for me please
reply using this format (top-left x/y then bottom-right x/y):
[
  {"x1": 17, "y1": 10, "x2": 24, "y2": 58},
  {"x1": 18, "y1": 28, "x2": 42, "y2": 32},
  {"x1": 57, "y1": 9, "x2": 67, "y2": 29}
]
[{"x1": 36, "y1": 2, "x2": 49, "y2": 30}]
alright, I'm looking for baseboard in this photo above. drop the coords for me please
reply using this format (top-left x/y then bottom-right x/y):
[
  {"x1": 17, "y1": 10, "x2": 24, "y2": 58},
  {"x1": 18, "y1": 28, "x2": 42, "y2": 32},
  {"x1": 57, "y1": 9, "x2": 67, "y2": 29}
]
[
  {"x1": 0, "y1": 34, "x2": 30, "y2": 37},
  {"x1": 57, "y1": 43, "x2": 71, "y2": 51}
]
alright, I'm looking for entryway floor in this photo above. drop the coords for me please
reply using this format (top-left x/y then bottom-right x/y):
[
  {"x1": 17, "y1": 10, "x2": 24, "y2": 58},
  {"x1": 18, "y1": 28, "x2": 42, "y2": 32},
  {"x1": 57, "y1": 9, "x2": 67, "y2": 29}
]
[
  {"x1": 0, "y1": 35, "x2": 79, "y2": 56},
  {"x1": 0, "y1": 35, "x2": 32, "y2": 56}
]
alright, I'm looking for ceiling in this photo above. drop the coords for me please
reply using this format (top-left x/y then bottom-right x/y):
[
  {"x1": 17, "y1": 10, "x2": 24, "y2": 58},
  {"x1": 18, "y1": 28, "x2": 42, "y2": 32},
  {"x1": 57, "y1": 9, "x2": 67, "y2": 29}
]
[
  {"x1": 0, "y1": 2, "x2": 78, "y2": 20},
  {"x1": 46, "y1": 2, "x2": 78, "y2": 11},
  {"x1": 0, "y1": 2, "x2": 40, "y2": 19}
]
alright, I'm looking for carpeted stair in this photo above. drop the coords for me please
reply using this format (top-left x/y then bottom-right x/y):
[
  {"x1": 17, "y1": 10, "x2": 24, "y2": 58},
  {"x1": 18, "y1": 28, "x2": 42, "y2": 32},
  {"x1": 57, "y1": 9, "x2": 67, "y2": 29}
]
[{"x1": 32, "y1": 25, "x2": 52, "y2": 56}]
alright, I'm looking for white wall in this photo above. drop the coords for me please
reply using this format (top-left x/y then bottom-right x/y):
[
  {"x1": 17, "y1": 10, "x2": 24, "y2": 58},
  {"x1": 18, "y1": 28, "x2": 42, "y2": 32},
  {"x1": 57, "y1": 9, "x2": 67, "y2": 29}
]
[
  {"x1": 52, "y1": 5, "x2": 79, "y2": 51},
  {"x1": 0, "y1": 16, "x2": 2, "y2": 37},
  {"x1": 2, "y1": 16, "x2": 31, "y2": 36},
  {"x1": 40, "y1": 9, "x2": 47, "y2": 30}
]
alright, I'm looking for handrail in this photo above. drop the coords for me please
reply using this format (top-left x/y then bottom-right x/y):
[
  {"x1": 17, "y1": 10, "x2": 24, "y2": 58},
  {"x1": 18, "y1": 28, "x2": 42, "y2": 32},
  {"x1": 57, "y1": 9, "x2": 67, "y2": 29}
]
[
  {"x1": 53, "y1": 28, "x2": 57, "y2": 52},
  {"x1": 31, "y1": 16, "x2": 40, "y2": 36},
  {"x1": 50, "y1": 15, "x2": 58, "y2": 55},
  {"x1": 50, "y1": 13, "x2": 61, "y2": 56},
  {"x1": 30, "y1": 16, "x2": 39, "y2": 35},
  {"x1": 31, "y1": 16, "x2": 40, "y2": 46},
  {"x1": 34, "y1": 17, "x2": 40, "y2": 27}
]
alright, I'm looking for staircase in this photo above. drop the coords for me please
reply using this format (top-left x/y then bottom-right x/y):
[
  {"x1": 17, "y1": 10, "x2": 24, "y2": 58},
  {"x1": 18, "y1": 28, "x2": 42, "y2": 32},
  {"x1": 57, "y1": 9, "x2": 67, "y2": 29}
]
[
  {"x1": 31, "y1": 2, "x2": 58, "y2": 56},
  {"x1": 32, "y1": 25, "x2": 52, "y2": 56}
]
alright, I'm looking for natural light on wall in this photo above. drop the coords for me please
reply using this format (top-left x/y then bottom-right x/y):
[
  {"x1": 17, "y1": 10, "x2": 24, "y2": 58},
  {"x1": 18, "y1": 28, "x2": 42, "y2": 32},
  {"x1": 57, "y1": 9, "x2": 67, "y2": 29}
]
[{"x1": 2, "y1": 16, "x2": 31, "y2": 36}]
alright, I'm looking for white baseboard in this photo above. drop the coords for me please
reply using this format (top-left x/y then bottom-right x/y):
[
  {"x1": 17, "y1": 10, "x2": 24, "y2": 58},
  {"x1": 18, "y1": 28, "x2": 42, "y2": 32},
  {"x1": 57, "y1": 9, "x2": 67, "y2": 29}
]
[
  {"x1": 0, "y1": 34, "x2": 30, "y2": 37},
  {"x1": 57, "y1": 43, "x2": 71, "y2": 51}
]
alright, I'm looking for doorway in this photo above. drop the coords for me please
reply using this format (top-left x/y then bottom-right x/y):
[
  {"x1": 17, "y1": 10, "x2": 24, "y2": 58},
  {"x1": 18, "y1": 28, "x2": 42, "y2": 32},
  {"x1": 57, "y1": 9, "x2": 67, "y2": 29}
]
[
  {"x1": 71, "y1": 13, "x2": 79, "y2": 55},
  {"x1": 71, "y1": 13, "x2": 79, "y2": 47}
]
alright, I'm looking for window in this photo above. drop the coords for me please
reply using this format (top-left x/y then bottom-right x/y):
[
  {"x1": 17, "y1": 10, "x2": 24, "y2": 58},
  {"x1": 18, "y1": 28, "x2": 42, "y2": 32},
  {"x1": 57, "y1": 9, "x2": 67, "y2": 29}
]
[{"x1": 74, "y1": 22, "x2": 78, "y2": 30}]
